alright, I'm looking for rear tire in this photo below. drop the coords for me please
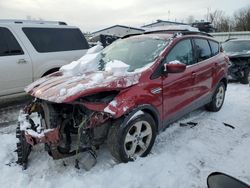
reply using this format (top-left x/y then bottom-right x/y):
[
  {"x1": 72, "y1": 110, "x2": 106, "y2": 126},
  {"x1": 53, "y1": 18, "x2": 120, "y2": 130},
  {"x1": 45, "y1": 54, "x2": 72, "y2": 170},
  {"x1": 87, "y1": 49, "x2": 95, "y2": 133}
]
[
  {"x1": 206, "y1": 82, "x2": 226, "y2": 112},
  {"x1": 107, "y1": 112, "x2": 156, "y2": 162}
]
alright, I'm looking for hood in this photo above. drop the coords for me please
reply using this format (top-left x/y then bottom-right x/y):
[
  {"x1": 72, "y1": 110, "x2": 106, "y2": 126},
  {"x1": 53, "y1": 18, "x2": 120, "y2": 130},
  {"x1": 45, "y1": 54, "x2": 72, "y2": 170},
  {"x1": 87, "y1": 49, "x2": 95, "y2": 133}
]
[
  {"x1": 25, "y1": 71, "x2": 141, "y2": 103},
  {"x1": 226, "y1": 51, "x2": 250, "y2": 58}
]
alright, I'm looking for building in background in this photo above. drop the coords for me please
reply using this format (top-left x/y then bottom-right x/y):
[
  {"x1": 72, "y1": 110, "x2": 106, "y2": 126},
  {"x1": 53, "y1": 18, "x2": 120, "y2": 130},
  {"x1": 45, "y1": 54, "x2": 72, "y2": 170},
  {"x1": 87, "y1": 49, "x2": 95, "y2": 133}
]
[
  {"x1": 92, "y1": 25, "x2": 145, "y2": 37},
  {"x1": 141, "y1": 19, "x2": 187, "y2": 28}
]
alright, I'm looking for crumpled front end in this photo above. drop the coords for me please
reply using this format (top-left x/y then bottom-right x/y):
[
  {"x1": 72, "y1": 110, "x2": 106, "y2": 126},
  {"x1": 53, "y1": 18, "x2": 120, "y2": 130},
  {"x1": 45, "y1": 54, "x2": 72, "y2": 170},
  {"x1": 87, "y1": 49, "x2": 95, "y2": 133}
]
[{"x1": 16, "y1": 98, "x2": 115, "y2": 170}]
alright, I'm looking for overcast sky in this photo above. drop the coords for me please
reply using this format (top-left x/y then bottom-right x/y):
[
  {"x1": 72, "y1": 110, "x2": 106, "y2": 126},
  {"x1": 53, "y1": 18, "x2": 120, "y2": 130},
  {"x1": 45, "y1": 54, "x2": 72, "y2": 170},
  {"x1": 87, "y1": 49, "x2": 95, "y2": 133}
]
[{"x1": 0, "y1": 0, "x2": 249, "y2": 32}]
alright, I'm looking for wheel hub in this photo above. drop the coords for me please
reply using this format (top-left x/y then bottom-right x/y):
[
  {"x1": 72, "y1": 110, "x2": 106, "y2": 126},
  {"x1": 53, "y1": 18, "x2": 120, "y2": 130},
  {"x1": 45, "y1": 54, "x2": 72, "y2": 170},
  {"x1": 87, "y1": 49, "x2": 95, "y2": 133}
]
[{"x1": 124, "y1": 120, "x2": 153, "y2": 158}]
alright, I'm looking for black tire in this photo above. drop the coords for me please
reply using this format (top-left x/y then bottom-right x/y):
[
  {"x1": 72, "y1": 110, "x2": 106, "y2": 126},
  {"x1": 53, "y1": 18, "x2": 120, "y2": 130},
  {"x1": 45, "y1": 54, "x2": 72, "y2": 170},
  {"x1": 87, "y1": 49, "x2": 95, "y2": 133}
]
[
  {"x1": 206, "y1": 82, "x2": 226, "y2": 112},
  {"x1": 16, "y1": 122, "x2": 32, "y2": 169},
  {"x1": 239, "y1": 68, "x2": 249, "y2": 84},
  {"x1": 107, "y1": 112, "x2": 157, "y2": 162}
]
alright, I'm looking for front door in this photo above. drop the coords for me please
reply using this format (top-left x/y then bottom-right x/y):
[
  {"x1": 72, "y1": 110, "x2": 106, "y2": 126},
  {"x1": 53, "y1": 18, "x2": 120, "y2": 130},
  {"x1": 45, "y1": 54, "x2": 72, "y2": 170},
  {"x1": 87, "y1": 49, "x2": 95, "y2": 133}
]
[
  {"x1": 162, "y1": 39, "x2": 198, "y2": 121},
  {"x1": 0, "y1": 26, "x2": 32, "y2": 96}
]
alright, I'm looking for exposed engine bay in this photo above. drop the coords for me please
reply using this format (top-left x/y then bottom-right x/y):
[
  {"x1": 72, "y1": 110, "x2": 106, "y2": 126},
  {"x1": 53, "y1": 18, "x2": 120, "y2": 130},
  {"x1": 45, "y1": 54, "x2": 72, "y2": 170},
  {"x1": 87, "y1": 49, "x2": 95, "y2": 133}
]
[
  {"x1": 228, "y1": 55, "x2": 250, "y2": 84},
  {"x1": 17, "y1": 98, "x2": 113, "y2": 170}
]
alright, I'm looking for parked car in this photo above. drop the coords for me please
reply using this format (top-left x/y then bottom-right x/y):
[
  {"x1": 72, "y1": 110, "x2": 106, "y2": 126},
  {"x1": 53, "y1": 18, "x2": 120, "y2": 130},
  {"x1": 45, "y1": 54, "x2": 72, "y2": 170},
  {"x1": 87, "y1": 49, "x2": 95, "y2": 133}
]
[
  {"x1": 222, "y1": 39, "x2": 250, "y2": 84},
  {"x1": 0, "y1": 19, "x2": 89, "y2": 99},
  {"x1": 16, "y1": 30, "x2": 228, "y2": 169},
  {"x1": 207, "y1": 172, "x2": 250, "y2": 188}
]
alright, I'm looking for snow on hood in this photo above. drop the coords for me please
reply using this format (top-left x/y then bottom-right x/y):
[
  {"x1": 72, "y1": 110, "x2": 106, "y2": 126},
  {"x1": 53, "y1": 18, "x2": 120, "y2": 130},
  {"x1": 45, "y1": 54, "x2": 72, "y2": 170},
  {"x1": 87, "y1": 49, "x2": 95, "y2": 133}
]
[
  {"x1": 25, "y1": 71, "x2": 141, "y2": 103},
  {"x1": 25, "y1": 44, "x2": 155, "y2": 103},
  {"x1": 25, "y1": 44, "x2": 141, "y2": 103},
  {"x1": 26, "y1": 73, "x2": 141, "y2": 103},
  {"x1": 59, "y1": 43, "x2": 104, "y2": 75}
]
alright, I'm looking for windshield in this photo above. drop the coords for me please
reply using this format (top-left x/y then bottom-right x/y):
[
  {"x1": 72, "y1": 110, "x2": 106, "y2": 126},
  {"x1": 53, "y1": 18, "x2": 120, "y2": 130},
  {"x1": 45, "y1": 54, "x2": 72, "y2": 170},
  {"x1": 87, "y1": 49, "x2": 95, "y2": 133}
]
[
  {"x1": 99, "y1": 37, "x2": 168, "y2": 72},
  {"x1": 222, "y1": 40, "x2": 250, "y2": 54}
]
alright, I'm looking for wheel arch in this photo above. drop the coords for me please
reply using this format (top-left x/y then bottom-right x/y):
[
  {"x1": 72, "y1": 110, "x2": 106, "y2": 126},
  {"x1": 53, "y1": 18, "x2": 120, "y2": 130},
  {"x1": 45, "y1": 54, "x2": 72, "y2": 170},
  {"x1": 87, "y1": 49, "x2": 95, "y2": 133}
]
[
  {"x1": 122, "y1": 104, "x2": 161, "y2": 133},
  {"x1": 42, "y1": 67, "x2": 60, "y2": 77},
  {"x1": 220, "y1": 77, "x2": 228, "y2": 90}
]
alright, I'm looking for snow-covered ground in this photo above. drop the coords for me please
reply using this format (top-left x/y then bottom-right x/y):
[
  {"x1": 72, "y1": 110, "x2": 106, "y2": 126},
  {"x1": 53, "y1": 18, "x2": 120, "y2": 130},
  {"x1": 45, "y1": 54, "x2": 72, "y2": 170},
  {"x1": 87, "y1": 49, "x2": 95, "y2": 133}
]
[{"x1": 0, "y1": 83, "x2": 249, "y2": 188}]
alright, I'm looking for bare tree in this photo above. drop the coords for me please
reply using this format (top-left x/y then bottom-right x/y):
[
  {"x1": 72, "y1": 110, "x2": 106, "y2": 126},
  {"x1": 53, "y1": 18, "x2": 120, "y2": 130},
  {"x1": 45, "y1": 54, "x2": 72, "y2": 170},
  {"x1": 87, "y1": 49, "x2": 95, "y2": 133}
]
[
  {"x1": 234, "y1": 6, "x2": 250, "y2": 31},
  {"x1": 207, "y1": 10, "x2": 232, "y2": 32}
]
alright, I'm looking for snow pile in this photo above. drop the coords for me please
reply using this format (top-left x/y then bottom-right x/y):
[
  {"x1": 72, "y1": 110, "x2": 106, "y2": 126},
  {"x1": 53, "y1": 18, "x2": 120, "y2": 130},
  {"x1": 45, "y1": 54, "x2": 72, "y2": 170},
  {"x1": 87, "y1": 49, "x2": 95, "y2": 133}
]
[
  {"x1": 60, "y1": 53, "x2": 102, "y2": 75},
  {"x1": 0, "y1": 84, "x2": 250, "y2": 188},
  {"x1": 59, "y1": 44, "x2": 132, "y2": 78},
  {"x1": 86, "y1": 42, "x2": 103, "y2": 54},
  {"x1": 60, "y1": 43, "x2": 103, "y2": 75},
  {"x1": 105, "y1": 60, "x2": 130, "y2": 76}
]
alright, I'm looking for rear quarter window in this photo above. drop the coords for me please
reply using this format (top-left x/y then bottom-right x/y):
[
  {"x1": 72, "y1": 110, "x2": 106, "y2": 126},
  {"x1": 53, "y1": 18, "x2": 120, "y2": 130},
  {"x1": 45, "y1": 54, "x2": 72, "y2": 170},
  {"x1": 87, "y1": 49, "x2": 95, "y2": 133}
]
[
  {"x1": 22, "y1": 27, "x2": 89, "y2": 53},
  {"x1": 194, "y1": 38, "x2": 212, "y2": 62},
  {"x1": 209, "y1": 40, "x2": 219, "y2": 56}
]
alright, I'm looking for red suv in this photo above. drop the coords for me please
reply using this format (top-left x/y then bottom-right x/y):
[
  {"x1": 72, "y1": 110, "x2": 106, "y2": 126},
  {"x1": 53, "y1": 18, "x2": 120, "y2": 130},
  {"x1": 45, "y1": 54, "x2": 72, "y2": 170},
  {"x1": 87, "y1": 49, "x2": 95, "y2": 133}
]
[{"x1": 17, "y1": 31, "x2": 228, "y2": 168}]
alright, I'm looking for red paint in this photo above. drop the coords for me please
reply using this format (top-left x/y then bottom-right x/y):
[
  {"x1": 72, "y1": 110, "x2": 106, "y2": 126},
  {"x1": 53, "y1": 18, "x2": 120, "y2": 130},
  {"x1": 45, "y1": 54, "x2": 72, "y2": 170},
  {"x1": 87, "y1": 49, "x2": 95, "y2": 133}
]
[
  {"x1": 25, "y1": 128, "x2": 60, "y2": 146},
  {"x1": 25, "y1": 33, "x2": 228, "y2": 130}
]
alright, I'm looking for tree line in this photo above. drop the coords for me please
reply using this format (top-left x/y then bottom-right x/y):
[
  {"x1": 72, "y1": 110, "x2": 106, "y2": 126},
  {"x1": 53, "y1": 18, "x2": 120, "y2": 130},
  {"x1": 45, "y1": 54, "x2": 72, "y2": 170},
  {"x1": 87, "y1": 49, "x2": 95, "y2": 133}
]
[{"x1": 207, "y1": 6, "x2": 250, "y2": 32}]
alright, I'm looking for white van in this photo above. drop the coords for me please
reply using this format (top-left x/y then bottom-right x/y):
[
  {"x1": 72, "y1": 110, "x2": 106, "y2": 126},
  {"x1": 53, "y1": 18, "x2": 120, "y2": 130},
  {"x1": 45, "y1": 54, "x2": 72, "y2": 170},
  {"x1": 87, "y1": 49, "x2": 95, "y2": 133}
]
[{"x1": 0, "y1": 20, "x2": 89, "y2": 99}]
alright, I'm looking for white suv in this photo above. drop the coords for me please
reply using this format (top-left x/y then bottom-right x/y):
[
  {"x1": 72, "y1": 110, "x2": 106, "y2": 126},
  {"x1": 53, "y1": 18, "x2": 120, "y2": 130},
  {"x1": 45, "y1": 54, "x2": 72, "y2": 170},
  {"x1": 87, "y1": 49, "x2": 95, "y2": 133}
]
[{"x1": 0, "y1": 20, "x2": 89, "y2": 99}]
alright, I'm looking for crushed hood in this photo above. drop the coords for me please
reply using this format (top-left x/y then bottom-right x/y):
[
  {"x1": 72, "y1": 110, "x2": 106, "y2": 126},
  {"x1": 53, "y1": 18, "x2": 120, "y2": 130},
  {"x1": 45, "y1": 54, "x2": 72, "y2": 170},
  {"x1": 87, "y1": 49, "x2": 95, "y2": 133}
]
[{"x1": 25, "y1": 71, "x2": 141, "y2": 103}]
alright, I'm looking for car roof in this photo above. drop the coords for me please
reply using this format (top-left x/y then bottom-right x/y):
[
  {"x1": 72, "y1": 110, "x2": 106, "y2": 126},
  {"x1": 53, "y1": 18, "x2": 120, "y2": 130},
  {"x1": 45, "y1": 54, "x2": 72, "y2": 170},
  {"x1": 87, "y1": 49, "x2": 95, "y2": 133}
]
[{"x1": 0, "y1": 19, "x2": 77, "y2": 29}]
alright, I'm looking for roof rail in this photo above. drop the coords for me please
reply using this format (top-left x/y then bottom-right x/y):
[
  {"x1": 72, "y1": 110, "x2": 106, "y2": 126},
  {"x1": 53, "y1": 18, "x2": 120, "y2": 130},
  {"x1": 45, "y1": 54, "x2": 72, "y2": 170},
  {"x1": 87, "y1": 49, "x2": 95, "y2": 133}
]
[
  {"x1": 144, "y1": 29, "x2": 213, "y2": 37},
  {"x1": 0, "y1": 19, "x2": 67, "y2": 25},
  {"x1": 121, "y1": 33, "x2": 143, "y2": 39},
  {"x1": 175, "y1": 31, "x2": 213, "y2": 37},
  {"x1": 121, "y1": 30, "x2": 213, "y2": 40}
]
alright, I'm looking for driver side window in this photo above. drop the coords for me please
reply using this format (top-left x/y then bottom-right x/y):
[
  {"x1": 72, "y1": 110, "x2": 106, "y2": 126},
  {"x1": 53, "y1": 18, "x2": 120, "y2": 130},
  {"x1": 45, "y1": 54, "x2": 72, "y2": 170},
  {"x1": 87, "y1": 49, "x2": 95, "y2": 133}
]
[{"x1": 166, "y1": 39, "x2": 194, "y2": 66}]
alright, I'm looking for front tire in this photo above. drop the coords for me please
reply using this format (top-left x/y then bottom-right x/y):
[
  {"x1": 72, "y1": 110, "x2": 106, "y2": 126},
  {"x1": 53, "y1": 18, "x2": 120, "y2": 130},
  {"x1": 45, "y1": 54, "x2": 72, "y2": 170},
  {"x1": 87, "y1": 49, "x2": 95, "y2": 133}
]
[
  {"x1": 107, "y1": 112, "x2": 156, "y2": 162},
  {"x1": 206, "y1": 82, "x2": 226, "y2": 112},
  {"x1": 239, "y1": 68, "x2": 249, "y2": 84}
]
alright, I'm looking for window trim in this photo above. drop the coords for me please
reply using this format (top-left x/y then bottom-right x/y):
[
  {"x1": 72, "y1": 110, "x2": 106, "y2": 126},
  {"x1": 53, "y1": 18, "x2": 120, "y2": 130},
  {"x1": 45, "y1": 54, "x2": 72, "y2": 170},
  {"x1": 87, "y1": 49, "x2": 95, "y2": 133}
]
[
  {"x1": 188, "y1": 38, "x2": 220, "y2": 68},
  {"x1": 165, "y1": 38, "x2": 195, "y2": 66},
  {"x1": 0, "y1": 27, "x2": 24, "y2": 57},
  {"x1": 208, "y1": 39, "x2": 220, "y2": 56},
  {"x1": 151, "y1": 37, "x2": 194, "y2": 79}
]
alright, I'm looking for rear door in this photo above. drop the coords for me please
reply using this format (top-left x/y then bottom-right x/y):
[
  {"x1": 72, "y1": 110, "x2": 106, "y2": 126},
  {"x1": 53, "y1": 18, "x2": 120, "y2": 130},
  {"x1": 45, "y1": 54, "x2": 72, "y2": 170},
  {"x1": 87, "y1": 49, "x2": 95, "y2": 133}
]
[
  {"x1": 191, "y1": 38, "x2": 213, "y2": 100},
  {"x1": 162, "y1": 38, "x2": 198, "y2": 120},
  {"x1": 0, "y1": 26, "x2": 32, "y2": 96}
]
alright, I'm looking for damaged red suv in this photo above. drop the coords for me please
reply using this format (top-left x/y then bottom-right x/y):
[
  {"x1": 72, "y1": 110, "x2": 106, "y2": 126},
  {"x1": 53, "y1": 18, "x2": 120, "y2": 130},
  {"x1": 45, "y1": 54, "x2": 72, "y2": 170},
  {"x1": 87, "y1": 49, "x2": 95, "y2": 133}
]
[{"x1": 17, "y1": 30, "x2": 228, "y2": 169}]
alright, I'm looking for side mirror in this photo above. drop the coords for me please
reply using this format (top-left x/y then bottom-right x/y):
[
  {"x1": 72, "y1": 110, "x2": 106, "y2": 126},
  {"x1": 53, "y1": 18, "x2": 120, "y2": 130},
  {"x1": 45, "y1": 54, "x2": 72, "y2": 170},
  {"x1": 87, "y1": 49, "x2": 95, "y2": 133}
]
[
  {"x1": 207, "y1": 172, "x2": 250, "y2": 188},
  {"x1": 164, "y1": 60, "x2": 186, "y2": 74}
]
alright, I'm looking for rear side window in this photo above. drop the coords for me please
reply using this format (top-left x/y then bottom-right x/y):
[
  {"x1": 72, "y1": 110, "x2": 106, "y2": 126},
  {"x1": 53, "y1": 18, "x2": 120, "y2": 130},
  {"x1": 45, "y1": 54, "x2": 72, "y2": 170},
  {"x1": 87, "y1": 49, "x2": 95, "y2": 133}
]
[
  {"x1": 0, "y1": 27, "x2": 24, "y2": 56},
  {"x1": 166, "y1": 39, "x2": 194, "y2": 66},
  {"x1": 194, "y1": 39, "x2": 211, "y2": 62},
  {"x1": 209, "y1": 40, "x2": 219, "y2": 56},
  {"x1": 23, "y1": 28, "x2": 89, "y2": 53}
]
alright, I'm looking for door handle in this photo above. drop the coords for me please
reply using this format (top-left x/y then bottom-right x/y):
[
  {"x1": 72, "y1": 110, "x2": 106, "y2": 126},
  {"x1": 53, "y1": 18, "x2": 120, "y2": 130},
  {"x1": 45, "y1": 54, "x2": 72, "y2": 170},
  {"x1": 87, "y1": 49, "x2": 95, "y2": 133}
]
[
  {"x1": 191, "y1": 72, "x2": 197, "y2": 77},
  {"x1": 17, "y1": 59, "x2": 27, "y2": 64}
]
